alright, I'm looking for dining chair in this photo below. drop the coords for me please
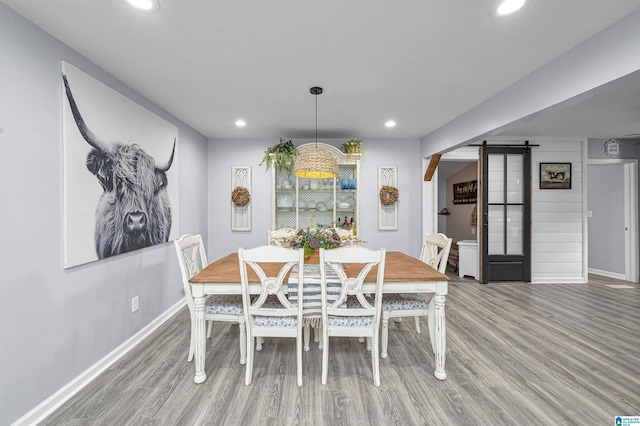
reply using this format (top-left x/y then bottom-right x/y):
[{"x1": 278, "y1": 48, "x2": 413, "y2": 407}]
[
  {"x1": 174, "y1": 234, "x2": 247, "y2": 364},
  {"x1": 267, "y1": 228, "x2": 297, "y2": 247},
  {"x1": 380, "y1": 233, "x2": 452, "y2": 358},
  {"x1": 261, "y1": 228, "x2": 297, "y2": 351},
  {"x1": 238, "y1": 245, "x2": 304, "y2": 387},
  {"x1": 320, "y1": 246, "x2": 386, "y2": 386}
]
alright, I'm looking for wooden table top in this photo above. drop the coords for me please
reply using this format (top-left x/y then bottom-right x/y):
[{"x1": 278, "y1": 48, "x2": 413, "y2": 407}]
[{"x1": 190, "y1": 251, "x2": 448, "y2": 284}]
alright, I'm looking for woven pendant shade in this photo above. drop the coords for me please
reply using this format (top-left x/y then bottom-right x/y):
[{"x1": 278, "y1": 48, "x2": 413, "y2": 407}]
[
  {"x1": 294, "y1": 147, "x2": 339, "y2": 178},
  {"x1": 294, "y1": 86, "x2": 338, "y2": 179}
]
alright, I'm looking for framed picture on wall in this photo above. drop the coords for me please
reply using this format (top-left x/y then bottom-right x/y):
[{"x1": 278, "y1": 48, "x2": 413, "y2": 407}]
[
  {"x1": 452, "y1": 180, "x2": 477, "y2": 204},
  {"x1": 62, "y1": 62, "x2": 180, "y2": 268},
  {"x1": 540, "y1": 162, "x2": 571, "y2": 189}
]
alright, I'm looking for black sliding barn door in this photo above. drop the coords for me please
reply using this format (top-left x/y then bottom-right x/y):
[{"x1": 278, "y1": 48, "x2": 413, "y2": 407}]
[{"x1": 481, "y1": 145, "x2": 531, "y2": 283}]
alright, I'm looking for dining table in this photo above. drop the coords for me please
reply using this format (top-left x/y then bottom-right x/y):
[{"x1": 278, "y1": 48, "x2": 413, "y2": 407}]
[{"x1": 188, "y1": 250, "x2": 449, "y2": 384}]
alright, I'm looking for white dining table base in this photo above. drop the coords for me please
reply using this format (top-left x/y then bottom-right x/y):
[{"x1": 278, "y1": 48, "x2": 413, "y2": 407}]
[
  {"x1": 193, "y1": 295, "x2": 208, "y2": 384},
  {"x1": 431, "y1": 295, "x2": 447, "y2": 380}
]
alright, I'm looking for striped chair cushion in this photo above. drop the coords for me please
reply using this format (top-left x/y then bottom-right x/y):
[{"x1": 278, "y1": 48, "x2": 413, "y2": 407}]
[{"x1": 288, "y1": 264, "x2": 344, "y2": 319}]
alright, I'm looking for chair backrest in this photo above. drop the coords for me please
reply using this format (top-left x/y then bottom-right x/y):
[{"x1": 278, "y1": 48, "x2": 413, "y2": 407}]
[
  {"x1": 174, "y1": 234, "x2": 208, "y2": 311},
  {"x1": 267, "y1": 228, "x2": 297, "y2": 247},
  {"x1": 419, "y1": 233, "x2": 453, "y2": 274},
  {"x1": 320, "y1": 246, "x2": 386, "y2": 324},
  {"x1": 238, "y1": 245, "x2": 304, "y2": 323}
]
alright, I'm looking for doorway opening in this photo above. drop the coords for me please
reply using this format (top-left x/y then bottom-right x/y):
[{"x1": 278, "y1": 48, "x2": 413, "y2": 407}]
[{"x1": 587, "y1": 159, "x2": 638, "y2": 283}]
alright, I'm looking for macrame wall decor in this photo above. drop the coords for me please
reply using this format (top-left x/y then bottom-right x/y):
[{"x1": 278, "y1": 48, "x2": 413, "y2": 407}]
[{"x1": 232, "y1": 166, "x2": 251, "y2": 231}]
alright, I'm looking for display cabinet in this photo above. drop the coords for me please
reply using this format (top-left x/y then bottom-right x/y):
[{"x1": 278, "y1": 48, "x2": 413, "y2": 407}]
[{"x1": 272, "y1": 143, "x2": 360, "y2": 235}]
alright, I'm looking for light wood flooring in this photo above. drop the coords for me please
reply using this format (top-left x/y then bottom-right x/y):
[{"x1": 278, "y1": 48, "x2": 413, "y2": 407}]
[{"x1": 41, "y1": 274, "x2": 640, "y2": 425}]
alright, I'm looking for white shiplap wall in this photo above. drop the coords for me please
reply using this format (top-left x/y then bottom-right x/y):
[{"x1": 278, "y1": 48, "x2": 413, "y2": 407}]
[{"x1": 530, "y1": 139, "x2": 586, "y2": 283}]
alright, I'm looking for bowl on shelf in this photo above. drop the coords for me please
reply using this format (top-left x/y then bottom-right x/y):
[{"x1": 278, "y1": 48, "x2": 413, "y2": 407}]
[
  {"x1": 316, "y1": 202, "x2": 327, "y2": 211},
  {"x1": 337, "y1": 202, "x2": 350, "y2": 209},
  {"x1": 277, "y1": 194, "x2": 294, "y2": 208},
  {"x1": 306, "y1": 201, "x2": 317, "y2": 209}
]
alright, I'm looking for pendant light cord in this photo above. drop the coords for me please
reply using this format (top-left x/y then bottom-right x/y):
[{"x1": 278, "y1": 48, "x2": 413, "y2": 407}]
[{"x1": 310, "y1": 86, "x2": 322, "y2": 148}]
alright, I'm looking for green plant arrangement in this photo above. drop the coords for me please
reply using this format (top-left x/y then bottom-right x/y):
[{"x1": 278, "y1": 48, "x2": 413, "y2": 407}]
[
  {"x1": 342, "y1": 138, "x2": 365, "y2": 158},
  {"x1": 259, "y1": 138, "x2": 299, "y2": 175}
]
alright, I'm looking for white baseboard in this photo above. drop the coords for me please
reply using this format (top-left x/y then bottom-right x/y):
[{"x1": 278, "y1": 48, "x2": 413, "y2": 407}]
[
  {"x1": 531, "y1": 278, "x2": 587, "y2": 284},
  {"x1": 12, "y1": 299, "x2": 186, "y2": 426},
  {"x1": 588, "y1": 268, "x2": 626, "y2": 281}
]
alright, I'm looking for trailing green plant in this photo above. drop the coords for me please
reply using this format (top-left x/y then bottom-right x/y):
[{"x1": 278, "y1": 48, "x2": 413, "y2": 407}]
[
  {"x1": 258, "y1": 138, "x2": 299, "y2": 175},
  {"x1": 342, "y1": 138, "x2": 365, "y2": 158}
]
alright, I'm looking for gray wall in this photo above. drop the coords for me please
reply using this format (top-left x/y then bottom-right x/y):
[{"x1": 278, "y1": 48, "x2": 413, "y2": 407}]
[
  {"x1": 587, "y1": 138, "x2": 640, "y2": 277},
  {"x1": 587, "y1": 164, "x2": 625, "y2": 274},
  {"x1": 588, "y1": 138, "x2": 640, "y2": 160},
  {"x1": 207, "y1": 138, "x2": 424, "y2": 262},
  {"x1": 0, "y1": 5, "x2": 209, "y2": 425}
]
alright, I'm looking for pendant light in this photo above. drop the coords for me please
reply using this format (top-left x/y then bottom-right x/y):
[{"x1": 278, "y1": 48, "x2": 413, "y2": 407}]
[{"x1": 293, "y1": 87, "x2": 339, "y2": 179}]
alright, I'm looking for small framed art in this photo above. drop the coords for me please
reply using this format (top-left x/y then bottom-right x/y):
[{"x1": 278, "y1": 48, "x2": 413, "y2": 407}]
[{"x1": 540, "y1": 163, "x2": 571, "y2": 189}]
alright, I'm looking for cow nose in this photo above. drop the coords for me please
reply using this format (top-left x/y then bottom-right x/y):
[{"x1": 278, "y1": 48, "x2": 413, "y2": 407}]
[{"x1": 125, "y1": 211, "x2": 147, "y2": 233}]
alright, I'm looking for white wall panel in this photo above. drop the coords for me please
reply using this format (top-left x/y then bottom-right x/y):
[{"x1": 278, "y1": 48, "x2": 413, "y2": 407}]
[{"x1": 530, "y1": 139, "x2": 586, "y2": 283}]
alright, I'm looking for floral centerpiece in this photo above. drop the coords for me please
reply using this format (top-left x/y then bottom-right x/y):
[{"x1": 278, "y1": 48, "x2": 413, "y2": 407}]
[{"x1": 289, "y1": 221, "x2": 363, "y2": 260}]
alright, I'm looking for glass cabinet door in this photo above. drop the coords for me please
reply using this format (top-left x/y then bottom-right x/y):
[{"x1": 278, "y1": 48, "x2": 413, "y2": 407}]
[{"x1": 272, "y1": 144, "x2": 359, "y2": 235}]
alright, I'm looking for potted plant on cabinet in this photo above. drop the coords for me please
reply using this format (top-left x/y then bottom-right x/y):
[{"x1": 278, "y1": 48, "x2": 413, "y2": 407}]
[
  {"x1": 342, "y1": 138, "x2": 364, "y2": 158},
  {"x1": 259, "y1": 138, "x2": 299, "y2": 175}
]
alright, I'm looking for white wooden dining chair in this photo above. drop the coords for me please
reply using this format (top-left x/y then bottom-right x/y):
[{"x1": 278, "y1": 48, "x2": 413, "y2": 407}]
[
  {"x1": 380, "y1": 232, "x2": 452, "y2": 358},
  {"x1": 174, "y1": 234, "x2": 246, "y2": 364},
  {"x1": 267, "y1": 228, "x2": 297, "y2": 247},
  {"x1": 320, "y1": 246, "x2": 386, "y2": 386},
  {"x1": 238, "y1": 245, "x2": 305, "y2": 387}
]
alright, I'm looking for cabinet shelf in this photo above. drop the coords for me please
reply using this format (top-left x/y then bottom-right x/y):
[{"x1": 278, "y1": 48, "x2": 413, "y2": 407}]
[{"x1": 272, "y1": 143, "x2": 360, "y2": 233}]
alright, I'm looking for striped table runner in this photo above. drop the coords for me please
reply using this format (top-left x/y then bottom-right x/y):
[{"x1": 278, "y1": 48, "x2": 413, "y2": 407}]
[{"x1": 288, "y1": 264, "x2": 343, "y2": 327}]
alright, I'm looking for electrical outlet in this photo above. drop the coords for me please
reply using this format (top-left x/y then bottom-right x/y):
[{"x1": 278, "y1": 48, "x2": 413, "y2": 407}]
[{"x1": 131, "y1": 296, "x2": 139, "y2": 313}]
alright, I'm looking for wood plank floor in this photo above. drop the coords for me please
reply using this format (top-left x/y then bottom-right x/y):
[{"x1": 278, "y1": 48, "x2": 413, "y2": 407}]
[{"x1": 41, "y1": 274, "x2": 640, "y2": 425}]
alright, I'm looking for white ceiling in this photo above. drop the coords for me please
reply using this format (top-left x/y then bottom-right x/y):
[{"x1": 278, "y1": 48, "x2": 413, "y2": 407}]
[{"x1": 4, "y1": 0, "x2": 640, "y2": 141}]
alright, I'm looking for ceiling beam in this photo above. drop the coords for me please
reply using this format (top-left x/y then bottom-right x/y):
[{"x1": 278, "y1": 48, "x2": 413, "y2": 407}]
[{"x1": 424, "y1": 154, "x2": 441, "y2": 181}]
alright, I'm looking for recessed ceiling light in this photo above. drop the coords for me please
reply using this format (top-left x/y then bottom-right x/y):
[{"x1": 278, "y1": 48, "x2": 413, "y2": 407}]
[
  {"x1": 235, "y1": 120, "x2": 246, "y2": 127},
  {"x1": 385, "y1": 120, "x2": 396, "y2": 128},
  {"x1": 497, "y1": 0, "x2": 525, "y2": 15},
  {"x1": 127, "y1": 0, "x2": 160, "y2": 12}
]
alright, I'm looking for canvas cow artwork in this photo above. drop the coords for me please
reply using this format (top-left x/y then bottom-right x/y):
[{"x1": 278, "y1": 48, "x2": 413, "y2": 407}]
[{"x1": 62, "y1": 62, "x2": 179, "y2": 267}]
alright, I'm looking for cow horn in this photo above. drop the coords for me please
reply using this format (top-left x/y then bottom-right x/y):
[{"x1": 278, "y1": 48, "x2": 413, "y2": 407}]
[
  {"x1": 156, "y1": 138, "x2": 176, "y2": 172},
  {"x1": 62, "y1": 74, "x2": 112, "y2": 154}
]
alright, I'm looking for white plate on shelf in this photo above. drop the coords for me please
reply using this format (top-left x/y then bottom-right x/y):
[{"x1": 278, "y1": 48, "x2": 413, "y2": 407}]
[
  {"x1": 337, "y1": 202, "x2": 350, "y2": 209},
  {"x1": 344, "y1": 196, "x2": 356, "y2": 207},
  {"x1": 277, "y1": 194, "x2": 294, "y2": 208}
]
